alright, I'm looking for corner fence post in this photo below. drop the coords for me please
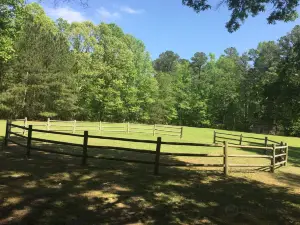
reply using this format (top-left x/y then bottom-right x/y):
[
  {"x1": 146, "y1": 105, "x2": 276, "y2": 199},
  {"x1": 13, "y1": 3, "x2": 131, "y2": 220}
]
[
  {"x1": 239, "y1": 134, "x2": 243, "y2": 145},
  {"x1": 4, "y1": 120, "x2": 10, "y2": 147},
  {"x1": 280, "y1": 141, "x2": 284, "y2": 164},
  {"x1": 213, "y1": 131, "x2": 216, "y2": 144},
  {"x1": 285, "y1": 143, "x2": 288, "y2": 166},
  {"x1": 154, "y1": 137, "x2": 162, "y2": 175},
  {"x1": 223, "y1": 141, "x2": 229, "y2": 176},
  {"x1": 26, "y1": 125, "x2": 33, "y2": 158},
  {"x1": 271, "y1": 144, "x2": 276, "y2": 173},
  {"x1": 82, "y1": 131, "x2": 88, "y2": 166}
]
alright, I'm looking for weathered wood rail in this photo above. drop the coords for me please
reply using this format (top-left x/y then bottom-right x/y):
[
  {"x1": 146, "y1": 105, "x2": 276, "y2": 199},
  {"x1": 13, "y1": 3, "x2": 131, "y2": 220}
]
[
  {"x1": 3, "y1": 121, "x2": 288, "y2": 175},
  {"x1": 213, "y1": 130, "x2": 282, "y2": 146}
]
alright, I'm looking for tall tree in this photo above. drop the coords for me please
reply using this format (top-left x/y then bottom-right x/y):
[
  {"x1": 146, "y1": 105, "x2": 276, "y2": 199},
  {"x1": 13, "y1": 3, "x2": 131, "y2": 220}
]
[
  {"x1": 0, "y1": 3, "x2": 77, "y2": 119},
  {"x1": 190, "y1": 52, "x2": 207, "y2": 77},
  {"x1": 153, "y1": 51, "x2": 180, "y2": 73}
]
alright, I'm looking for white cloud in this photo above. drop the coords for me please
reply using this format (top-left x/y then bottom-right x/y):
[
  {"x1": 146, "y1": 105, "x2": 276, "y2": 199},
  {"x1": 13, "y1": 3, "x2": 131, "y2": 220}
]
[
  {"x1": 97, "y1": 7, "x2": 120, "y2": 21},
  {"x1": 120, "y1": 6, "x2": 144, "y2": 14},
  {"x1": 46, "y1": 5, "x2": 143, "y2": 24},
  {"x1": 47, "y1": 7, "x2": 87, "y2": 23}
]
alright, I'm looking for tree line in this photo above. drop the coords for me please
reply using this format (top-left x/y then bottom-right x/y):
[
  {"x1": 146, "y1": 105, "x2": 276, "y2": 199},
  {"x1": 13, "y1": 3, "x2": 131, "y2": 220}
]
[{"x1": 1, "y1": 1, "x2": 300, "y2": 136}]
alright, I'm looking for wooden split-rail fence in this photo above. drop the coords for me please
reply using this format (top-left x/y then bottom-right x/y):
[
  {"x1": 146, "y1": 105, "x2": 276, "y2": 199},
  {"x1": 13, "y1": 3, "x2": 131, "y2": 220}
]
[
  {"x1": 213, "y1": 130, "x2": 289, "y2": 171},
  {"x1": 3, "y1": 121, "x2": 288, "y2": 175},
  {"x1": 16, "y1": 117, "x2": 184, "y2": 138}
]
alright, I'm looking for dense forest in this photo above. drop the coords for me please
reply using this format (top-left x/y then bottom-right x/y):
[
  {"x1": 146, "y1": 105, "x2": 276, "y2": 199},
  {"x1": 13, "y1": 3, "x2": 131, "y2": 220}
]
[{"x1": 1, "y1": 1, "x2": 300, "y2": 136}]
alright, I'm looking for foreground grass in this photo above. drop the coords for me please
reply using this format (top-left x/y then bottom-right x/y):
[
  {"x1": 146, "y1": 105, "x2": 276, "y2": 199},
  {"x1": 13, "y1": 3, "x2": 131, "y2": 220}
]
[{"x1": 1, "y1": 120, "x2": 300, "y2": 224}]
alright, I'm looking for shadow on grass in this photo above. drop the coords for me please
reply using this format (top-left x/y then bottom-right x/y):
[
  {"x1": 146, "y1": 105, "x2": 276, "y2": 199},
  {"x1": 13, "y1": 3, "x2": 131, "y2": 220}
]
[
  {"x1": 286, "y1": 147, "x2": 300, "y2": 167},
  {"x1": 1, "y1": 140, "x2": 300, "y2": 225},
  {"x1": 277, "y1": 171, "x2": 300, "y2": 187}
]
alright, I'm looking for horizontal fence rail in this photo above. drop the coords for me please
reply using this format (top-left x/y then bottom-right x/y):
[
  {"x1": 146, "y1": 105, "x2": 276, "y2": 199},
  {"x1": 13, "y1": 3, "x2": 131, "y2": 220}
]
[
  {"x1": 159, "y1": 163, "x2": 224, "y2": 167},
  {"x1": 228, "y1": 144, "x2": 273, "y2": 150},
  {"x1": 228, "y1": 154, "x2": 273, "y2": 158},
  {"x1": 87, "y1": 145, "x2": 156, "y2": 154},
  {"x1": 3, "y1": 120, "x2": 289, "y2": 175},
  {"x1": 88, "y1": 134, "x2": 157, "y2": 144},
  {"x1": 214, "y1": 130, "x2": 282, "y2": 147}
]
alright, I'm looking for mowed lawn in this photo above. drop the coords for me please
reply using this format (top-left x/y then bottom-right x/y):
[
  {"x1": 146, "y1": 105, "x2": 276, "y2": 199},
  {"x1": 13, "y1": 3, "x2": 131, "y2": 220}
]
[{"x1": 1, "y1": 120, "x2": 300, "y2": 224}]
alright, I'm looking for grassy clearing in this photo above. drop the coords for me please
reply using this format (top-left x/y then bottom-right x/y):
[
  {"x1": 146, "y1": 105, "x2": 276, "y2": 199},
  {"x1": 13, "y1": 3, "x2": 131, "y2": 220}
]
[
  {"x1": 6, "y1": 120, "x2": 300, "y2": 169},
  {"x1": 1, "y1": 120, "x2": 300, "y2": 224}
]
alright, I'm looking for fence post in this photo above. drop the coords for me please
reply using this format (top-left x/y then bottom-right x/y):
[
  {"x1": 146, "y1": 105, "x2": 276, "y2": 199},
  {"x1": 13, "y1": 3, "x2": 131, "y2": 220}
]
[
  {"x1": 47, "y1": 118, "x2": 50, "y2": 131},
  {"x1": 4, "y1": 120, "x2": 10, "y2": 147},
  {"x1": 271, "y1": 144, "x2": 276, "y2": 173},
  {"x1": 82, "y1": 131, "x2": 88, "y2": 166},
  {"x1": 99, "y1": 121, "x2": 102, "y2": 133},
  {"x1": 72, "y1": 120, "x2": 76, "y2": 134},
  {"x1": 153, "y1": 124, "x2": 156, "y2": 136},
  {"x1": 154, "y1": 137, "x2": 162, "y2": 175},
  {"x1": 180, "y1": 127, "x2": 183, "y2": 139},
  {"x1": 26, "y1": 125, "x2": 33, "y2": 158},
  {"x1": 213, "y1": 131, "x2": 216, "y2": 144},
  {"x1": 239, "y1": 134, "x2": 243, "y2": 145},
  {"x1": 127, "y1": 122, "x2": 130, "y2": 134},
  {"x1": 8, "y1": 120, "x2": 11, "y2": 140},
  {"x1": 285, "y1": 143, "x2": 288, "y2": 166},
  {"x1": 264, "y1": 136, "x2": 268, "y2": 146},
  {"x1": 23, "y1": 117, "x2": 27, "y2": 135},
  {"x1": 264, "y1": 136, "x2": 268, "y2": 154},
  {"x1": 223, "y1": 141, "x2": 229, "y2": 176}
]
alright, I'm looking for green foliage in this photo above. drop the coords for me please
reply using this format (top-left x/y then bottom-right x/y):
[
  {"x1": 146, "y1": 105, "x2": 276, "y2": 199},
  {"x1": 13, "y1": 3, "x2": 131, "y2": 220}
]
[
  {"x1": 190, "y1": 52, "x2": 207, "y2": 77},
  {"x1": 153, "y1": 51, "x2": 180, "y2": 73},
  {"x1": 0, "y1": 0, "x2": 25, "y2": 62}
]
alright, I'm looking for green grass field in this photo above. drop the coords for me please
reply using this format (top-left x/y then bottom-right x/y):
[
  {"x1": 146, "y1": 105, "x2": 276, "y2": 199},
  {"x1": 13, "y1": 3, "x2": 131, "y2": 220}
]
[{"x1": 1, "y1": 120, "x2": 300, "y2": 224}]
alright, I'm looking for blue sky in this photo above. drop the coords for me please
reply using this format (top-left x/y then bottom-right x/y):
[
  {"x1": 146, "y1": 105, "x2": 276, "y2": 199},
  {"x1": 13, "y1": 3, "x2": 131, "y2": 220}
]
[{"x1": 41, "y1": 0, "x2": 300, "y2": 60}]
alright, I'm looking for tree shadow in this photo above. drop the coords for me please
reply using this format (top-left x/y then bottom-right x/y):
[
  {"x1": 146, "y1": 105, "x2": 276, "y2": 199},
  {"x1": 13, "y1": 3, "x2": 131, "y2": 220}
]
[
  {"x1": 1, "y1": 141, "x2": 300, "y2": 225},
  {"x1": 286, "y1": 146, "x2": 300, "y2": 167},
  {"x1": 276, "y1": 171, "x2": 300, "y2": 188}
]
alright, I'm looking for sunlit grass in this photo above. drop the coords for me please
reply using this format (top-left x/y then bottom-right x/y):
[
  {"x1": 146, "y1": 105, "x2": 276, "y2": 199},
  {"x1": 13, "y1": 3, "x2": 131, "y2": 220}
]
[{"x1": 3, "y1": 120, "x2": 299, "y2": 170}]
